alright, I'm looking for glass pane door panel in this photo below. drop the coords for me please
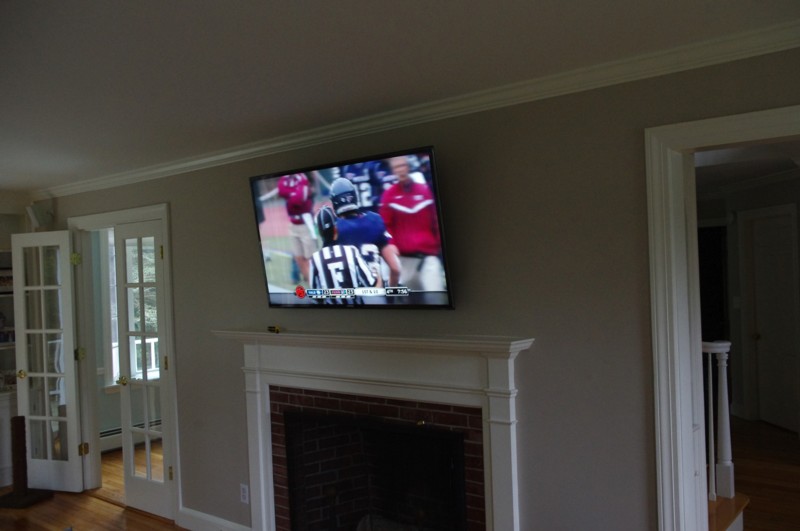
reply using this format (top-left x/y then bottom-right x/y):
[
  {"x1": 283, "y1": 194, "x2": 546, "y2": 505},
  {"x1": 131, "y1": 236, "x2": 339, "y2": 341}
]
[
  {"x1": 144, "y1": 339, "x2": 160, "y2": 379},
  {"x1": 126, "y1": 240, "x2": 140, "y2": 283},
  {"x1": 43, "y1": 289, "x2": 62, "y2": 329},
  {"x1": 132, "y1": 437, "x2": 164, "y2": 482},
  {"x1": 131, "y1": 384, "x2": 145, "y2": 429},
  {"x1": 27, "y1": 334, "x2": 44, "y2": 372},
  {"x1": 46, "y1": 334, "x2": 64, "y2": 372},
  {"x1": 127, "y1": 288, "x2": 141, "y2": 331},
  {"x1": 130, "y1": 336, "x2": 144, "y2": 375},
  {"x1": 142, "y1": 237, "x2": 156, "y2": 282},
  {"x1": 149, "y1": 387, "x2": 162, "y2": 431},
  {"x1": 50, "y1": 421, "x2": 68, "y2": 461},
  {"x1": 30, "y1": 420, "x2": 47, "y2": 459},
  {"x1": 28, "y1": 376, "x2": 46, "y2": 416},
  {"x1": 42, "y1": 246, "x2": 61, "y2": 285},
  {"x1": 144, "y1": 287, "x2": 157, "y2": 332},
  {"x1": 24, "y1": 247, "x2": 40, "y2": 286},
  {"x1": 134, "y1": 440, "x2": 148, "y2": 478},
  {"x1": 26, "y1": 291, "x2": 42, "y2": 329},
  {"x1": 47, "y1": 377, "x2": 66, "y2": 417},
  {"x1": 150, "y1": 438, "x2": 164, "y2": 482}
]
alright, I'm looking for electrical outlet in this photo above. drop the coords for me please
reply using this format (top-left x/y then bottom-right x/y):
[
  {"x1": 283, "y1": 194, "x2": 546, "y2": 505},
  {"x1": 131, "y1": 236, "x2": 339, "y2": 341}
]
[{"x1": 240, "y1": 483, "x2": 249, "y2": 504}]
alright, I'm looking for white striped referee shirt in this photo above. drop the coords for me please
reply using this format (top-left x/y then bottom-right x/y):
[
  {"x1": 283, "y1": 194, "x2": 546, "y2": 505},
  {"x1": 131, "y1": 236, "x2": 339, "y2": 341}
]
[{"x1": 309, "y1": 244, "x2": 376, "y2": 305}]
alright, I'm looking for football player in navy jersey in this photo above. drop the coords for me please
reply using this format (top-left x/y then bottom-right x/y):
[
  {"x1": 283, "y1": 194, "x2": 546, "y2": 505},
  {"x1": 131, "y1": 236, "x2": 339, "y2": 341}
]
[
  {"x1": 341, "y1": 161, "x2": 386, "y2": 213},
  {"x1": 309, "y1": 206, "x2": 376, "y2": 305},
  {"x1": 330, "y1": 177, "x2": 401, "y2": 287}
]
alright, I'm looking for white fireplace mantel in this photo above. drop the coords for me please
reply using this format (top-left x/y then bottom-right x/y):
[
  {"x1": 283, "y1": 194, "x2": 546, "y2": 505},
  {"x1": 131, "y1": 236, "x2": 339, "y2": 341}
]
[{"x1": 215, "y1": 330, "x2": 534, "y2": 531}]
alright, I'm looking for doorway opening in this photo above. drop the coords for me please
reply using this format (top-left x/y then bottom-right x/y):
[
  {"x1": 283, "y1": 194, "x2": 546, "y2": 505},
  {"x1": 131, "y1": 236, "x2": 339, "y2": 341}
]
[
  {"x1": 69, "y1": 204, "x2": 177, "y2": 521},
  {"x1": 695, "y1": 146, "x2": 800, "y2": 528},
  {"x1": 646, "y1": 104, "x2": 800, "y2": 531}
]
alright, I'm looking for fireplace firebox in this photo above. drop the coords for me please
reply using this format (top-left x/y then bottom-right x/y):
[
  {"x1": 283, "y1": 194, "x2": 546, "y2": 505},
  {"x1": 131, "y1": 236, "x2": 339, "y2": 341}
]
[
  {"x1": 285, "y1": 410, "x2": 467, "y2": 530},
  {"x1": 272, "y1": 387, "x2": 485, "y2": 530}
]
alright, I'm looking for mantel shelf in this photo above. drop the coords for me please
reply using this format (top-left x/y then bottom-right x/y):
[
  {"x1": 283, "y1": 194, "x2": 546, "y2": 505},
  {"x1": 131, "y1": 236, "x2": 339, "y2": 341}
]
[{"x1": 213, "y1": 329, "x2": 534, "y2": 359}]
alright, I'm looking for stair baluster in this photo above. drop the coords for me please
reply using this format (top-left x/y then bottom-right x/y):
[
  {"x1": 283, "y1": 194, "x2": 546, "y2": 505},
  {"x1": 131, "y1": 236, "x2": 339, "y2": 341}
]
[{"x1": 702, "y1": 341, "x2": 735, "y2": 499}]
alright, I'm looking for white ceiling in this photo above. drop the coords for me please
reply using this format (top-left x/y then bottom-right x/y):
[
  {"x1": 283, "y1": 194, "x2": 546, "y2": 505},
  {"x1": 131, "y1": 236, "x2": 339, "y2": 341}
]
[{"x1": 2, "y1": 1, "x2": 800, "y2": 196}]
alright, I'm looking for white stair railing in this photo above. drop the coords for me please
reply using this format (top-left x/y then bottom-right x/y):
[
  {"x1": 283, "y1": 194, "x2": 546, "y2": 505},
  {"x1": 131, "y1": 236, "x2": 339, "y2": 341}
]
[{"x1": 702, "y1": 340, "x2": 735, "y2": 500}]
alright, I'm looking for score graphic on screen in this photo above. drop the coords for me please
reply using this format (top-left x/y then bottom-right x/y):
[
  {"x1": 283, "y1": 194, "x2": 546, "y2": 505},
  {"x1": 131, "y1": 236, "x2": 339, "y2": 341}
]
[
  {"x1": 305, "y1": 287, "x2": 411, "y2": 300},
  {"x1": 384, "y1": 287, "x2": 410, "y2": 296}
]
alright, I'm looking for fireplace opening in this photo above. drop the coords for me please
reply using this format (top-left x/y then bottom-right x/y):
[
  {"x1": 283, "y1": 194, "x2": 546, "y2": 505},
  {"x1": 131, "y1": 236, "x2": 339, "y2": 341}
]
[{"x1": 284, "y1": 410, "x2": 469, "y2": 531}]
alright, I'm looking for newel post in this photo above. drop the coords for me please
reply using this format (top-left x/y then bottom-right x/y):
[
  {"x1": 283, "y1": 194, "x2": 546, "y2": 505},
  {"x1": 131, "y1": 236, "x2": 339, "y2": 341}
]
[{"x1": 702, "y1": 340, "x2": 734, "y2": 499}]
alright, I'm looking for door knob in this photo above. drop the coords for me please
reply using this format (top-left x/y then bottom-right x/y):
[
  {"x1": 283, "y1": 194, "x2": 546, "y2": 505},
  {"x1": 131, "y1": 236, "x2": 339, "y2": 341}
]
[
  {"x1": 116, "y1": 376, "x2": 129, "y2": 386},
  {"x1": 16, "y1": 369, "x2": 27, "y2": 379}
]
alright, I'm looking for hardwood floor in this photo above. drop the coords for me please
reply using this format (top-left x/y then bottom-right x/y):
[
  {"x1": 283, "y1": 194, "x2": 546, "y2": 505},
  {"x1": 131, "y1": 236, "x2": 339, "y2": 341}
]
[
  {"x1": 731, "y1": 416, "x2": 800, "y2": 530},
  {"x1": 0, "y1": 487, "x2": 182, "y2": 530},
  {"x1": 0, "y1": 441, "x2": 181, "y2": 530},
  {"x1": 87, "y1": 448, "x2": 125, "y2": 506}
]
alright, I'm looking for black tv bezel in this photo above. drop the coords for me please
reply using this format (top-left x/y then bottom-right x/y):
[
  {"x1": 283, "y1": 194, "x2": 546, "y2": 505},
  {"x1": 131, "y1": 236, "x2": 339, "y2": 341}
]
[{"x1": 249, "y1": 145, "x2": 454, "y2": 309}]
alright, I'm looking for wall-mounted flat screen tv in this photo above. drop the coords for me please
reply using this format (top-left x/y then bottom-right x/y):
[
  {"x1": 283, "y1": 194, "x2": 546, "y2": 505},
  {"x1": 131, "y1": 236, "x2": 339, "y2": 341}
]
[{"x1": 250, "y1": 146, "x2": 453, "y2": 308}]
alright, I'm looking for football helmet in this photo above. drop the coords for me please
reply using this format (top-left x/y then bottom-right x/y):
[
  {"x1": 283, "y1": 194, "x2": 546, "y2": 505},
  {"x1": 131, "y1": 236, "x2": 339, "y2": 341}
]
[
  {"x1": 315, "y1": 205, "x2": 338, "y2": 245},
  {"x1": 330, "y1": 177, "x2": 359, "y2": 215}
]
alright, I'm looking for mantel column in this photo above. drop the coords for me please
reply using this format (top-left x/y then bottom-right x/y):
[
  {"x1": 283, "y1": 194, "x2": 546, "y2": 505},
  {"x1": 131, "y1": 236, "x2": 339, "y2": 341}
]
[{"x1": 486, "y1": 353, "x2": 520, "y2": 531}]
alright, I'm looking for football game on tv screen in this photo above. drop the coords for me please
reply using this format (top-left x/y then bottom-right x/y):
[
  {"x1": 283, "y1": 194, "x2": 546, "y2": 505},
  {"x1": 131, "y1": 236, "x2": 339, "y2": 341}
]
[{"x1": 250, "y1": 146, "x2": 453, "y2": 308}]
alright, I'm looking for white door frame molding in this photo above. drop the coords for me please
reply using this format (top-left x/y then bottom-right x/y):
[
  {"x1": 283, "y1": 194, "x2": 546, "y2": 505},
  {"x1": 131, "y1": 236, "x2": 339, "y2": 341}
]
[
  {"x1": 646, "y1": 104, "x2": 800, "y2": 531},
  {"x1": 68, "y1": 203, "x2": 180, "y2": 518}
]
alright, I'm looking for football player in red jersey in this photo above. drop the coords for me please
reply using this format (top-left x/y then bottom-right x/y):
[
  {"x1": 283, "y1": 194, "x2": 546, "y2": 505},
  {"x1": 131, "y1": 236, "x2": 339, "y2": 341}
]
[{"x1": 261, "y1": 173, "x2": 316, "y2": 283}]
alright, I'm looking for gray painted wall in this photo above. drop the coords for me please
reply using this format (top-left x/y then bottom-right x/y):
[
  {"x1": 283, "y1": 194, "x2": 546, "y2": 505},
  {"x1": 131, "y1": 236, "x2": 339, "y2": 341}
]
[{"x1": 46, "y1": 48, "x2": 800, "y2": 529}]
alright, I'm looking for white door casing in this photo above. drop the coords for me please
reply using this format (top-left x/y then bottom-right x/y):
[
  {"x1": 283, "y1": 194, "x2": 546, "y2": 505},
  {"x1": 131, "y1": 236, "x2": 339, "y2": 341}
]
[
  {"x1": 646, "y1": 104, "x2": 800, "y2": 531},
  {"x1": 68, "y1": 204, "x2": 179, "y2": 519}
]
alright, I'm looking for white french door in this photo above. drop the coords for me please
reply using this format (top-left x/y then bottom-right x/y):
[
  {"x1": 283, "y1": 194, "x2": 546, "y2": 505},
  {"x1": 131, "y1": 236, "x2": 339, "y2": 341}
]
[
  {"x1": 114, "y1": 219, "x2": 175, "y2": 520},
  {"x1": 11, "y1": 231, "x2": 83, "y2": 492}
]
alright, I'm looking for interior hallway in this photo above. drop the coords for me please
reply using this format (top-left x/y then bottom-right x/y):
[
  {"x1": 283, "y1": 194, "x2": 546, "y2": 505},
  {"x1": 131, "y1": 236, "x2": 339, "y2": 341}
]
[{"x1": 732, "y1": 416, "x2": 800, "y2": 530}]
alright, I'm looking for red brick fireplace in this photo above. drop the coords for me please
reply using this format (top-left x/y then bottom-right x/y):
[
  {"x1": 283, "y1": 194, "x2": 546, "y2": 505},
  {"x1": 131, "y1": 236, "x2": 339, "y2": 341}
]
[
  {"x1": 216, "y1": 330, "x2": 533, "y2": 531},
  {"x1": 270, "y1": 386, "x2": 485, "y2": 530}
]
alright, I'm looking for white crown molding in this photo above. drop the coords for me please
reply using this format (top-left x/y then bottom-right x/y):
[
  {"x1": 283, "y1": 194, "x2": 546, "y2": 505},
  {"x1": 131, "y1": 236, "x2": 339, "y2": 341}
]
[{"x1": 35, "y1": 19, "x2": 800, "y2": 201}]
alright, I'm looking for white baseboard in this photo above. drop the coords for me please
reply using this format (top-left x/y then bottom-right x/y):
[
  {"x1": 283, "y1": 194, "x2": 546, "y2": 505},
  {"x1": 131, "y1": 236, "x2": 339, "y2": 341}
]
[
  {"x1": 177, "y1": 506, "x2": 251, "y2": 531},
  {"x1": 99, "y1": 431, "x2": 152, "y2": 452},
  {"x1": 99, "y1": 433, "x2": 122, "y2": 453}
]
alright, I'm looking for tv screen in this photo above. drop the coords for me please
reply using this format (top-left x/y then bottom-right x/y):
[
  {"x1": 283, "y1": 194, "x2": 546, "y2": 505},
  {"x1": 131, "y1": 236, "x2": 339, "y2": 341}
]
[{"x1": 250, "y1": 146, "x2": 453, "y2": 308}]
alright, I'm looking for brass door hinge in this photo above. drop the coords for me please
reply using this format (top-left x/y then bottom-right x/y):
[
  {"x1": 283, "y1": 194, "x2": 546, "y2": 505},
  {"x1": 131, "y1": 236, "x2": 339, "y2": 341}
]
[
  {"x1": 163, "y1": 356, "x2": 168, "y2": 370},
  {"x1": 160, "y1": 245, "x2": 164, "y2": 260},
  {"x1": 78, "y1": 442, "x2": 89, "y2": 456},
  {"x1": 168, "y1": 466, "x2": 174, "y2": 481},
  {"x1": 74, "y1": 347, "x2": 87, "y2": 361},
  {"x1": 70, "y1": 253, "x2": 82, "y2": 266}
]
